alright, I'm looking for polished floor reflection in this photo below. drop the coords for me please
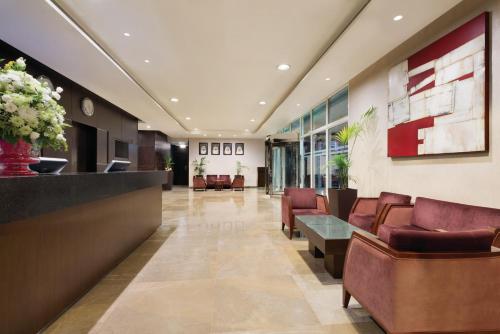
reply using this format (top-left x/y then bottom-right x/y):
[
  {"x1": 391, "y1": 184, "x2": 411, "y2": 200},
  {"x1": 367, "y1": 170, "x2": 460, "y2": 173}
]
[{"x1": 45, "y1": 187, "x2": 383, "y2": 334}]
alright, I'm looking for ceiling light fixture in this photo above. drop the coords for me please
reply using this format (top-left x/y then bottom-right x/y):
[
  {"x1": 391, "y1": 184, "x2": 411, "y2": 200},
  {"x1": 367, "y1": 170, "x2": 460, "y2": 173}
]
[
  {"x1": 203, "y1": 134, "x2": 207, "y2": 137},
  {"x1": 218, "y1": 134, "x2": 222, "y2": 137},
  {"x1": 259, "y1": 101, "x2": 266, "y2": 105},
  {"x1": 179, "y1": 143, "x2": 187, "y2": 149},
  {"x1": 233, "y1": 134, "x2": 237, "y2": 137},
  {"x1": 146, "y1": 125, "x2": 151, "y2": 129},
  {"x1": 144, "y1": 59, "x2": 150, "y2": 63},
  {"x1": 393, "y1": 15, "x2": 403, "y2": 21},
  {"x1": 185, "y1": 116, "x2": 191, "y2": 120},
  {"x1": 296, "y1": 103, "x2": 301, "y2": 107},
  {"x1": 245, "y1": 129, "x2": 249, "y2": 132},
  {"x1": 194, "y1": 128, "x2": 199, "y2": 131},
  {"x1": 170, "y1": 97, "x2": 179, "y2": 102},
  {"x1": 123, "y1": 32, "x2": 131, "y2": 37},
  {"x1": 325, "y1": 77, "x2": 331, "y2": 81},
  {"x1": 250, "y1": 119, "x2": 255, "y2": 122},
  {"x1": 277, "y1": 64, "x2": 290, "y2": 71}
]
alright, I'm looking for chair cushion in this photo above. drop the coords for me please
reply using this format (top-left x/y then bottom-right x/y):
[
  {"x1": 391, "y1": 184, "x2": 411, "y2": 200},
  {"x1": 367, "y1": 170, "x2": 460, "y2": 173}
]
[
  {"x1": 377, "y1": 224, "x2": 426, "y2": 244},
  {"x1": 349, "y1": 213, "x2": 376, "y2": 232},
  {"x1": 376, "y1": 192, "x2": 412, "y2": 215},
  {"x1": 284, "y1": 188, "x2": 317, "y2": 209},
  {"x1": 412, "y1": 197, "x2": 500, "y2": 231},
  {"x1": 388, "y1": 229, "x2": 495, "y2": 252},
  {"x1": 292, "y1": 209, "x2": 325, "y2": 216}
]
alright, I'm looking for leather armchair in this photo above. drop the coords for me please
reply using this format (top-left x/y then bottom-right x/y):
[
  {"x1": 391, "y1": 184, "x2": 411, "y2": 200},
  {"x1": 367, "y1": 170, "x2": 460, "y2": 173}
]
[
  {"x1": 206, "y1": 175, "x2": 217, "y2": 189},
  {"x1": 192, "y1": 176, "x2": 207, "y2": 191},
  {"x1": 219, "y1": 175, "x2": 231, "y2": 189},
  {"x1": 281, "y1": 188, "x2": 330, "y2": 239},
  {"x1": 232, "y1": 176, "x2": 244, "y2": 190},
  {"x1": 348, "y1": 192, "x2": 411, "y2": 233}
]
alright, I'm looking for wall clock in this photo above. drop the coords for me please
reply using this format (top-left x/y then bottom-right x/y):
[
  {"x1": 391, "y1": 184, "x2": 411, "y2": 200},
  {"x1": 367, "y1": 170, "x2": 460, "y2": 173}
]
[{"x1": 81, "y1": 97, "x2": 94, "y2": 117}]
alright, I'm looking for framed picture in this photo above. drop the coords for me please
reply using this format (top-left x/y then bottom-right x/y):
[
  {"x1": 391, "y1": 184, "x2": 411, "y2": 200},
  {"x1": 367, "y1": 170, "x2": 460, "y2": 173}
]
[
  {"x1": 199, "y1": 142, "x2": 208, "y2": 155},
  {"x1": 387, "y1": 13, "x2": 488, "y2": 157},
  {"x1": 223, "y1": 143, "x2": 232, "y2": 155},
  {"x1": 211, "y1": 142, "x2": 220, "y2": 155},
  {"x1": 235, "y1": 143, "x2": 244, "y2": 155}
]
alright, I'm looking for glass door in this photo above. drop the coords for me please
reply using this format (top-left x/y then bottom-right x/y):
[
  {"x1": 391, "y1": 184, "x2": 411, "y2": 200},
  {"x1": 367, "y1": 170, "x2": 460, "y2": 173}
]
[
  {"x1": 268, "y1": 141, "x2": 300, "y2": 195},
  {"x1": 313, "y1": 131, "x2": 326, "y2": 194}
]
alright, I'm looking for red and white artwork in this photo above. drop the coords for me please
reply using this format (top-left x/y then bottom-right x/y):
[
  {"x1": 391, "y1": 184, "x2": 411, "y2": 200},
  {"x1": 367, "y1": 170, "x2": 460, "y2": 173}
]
[{"x1": 387, "y1": 13, "x2": 488, "y2": 157}]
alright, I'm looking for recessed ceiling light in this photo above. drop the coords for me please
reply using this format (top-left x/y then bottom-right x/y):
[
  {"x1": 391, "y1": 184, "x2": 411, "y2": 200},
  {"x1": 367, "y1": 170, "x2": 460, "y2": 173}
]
[
  {"x1": 194, "y1": 128, "x2": 199, "y2": 131},
  {"x1": 146, "y1": 125, "x2": 151, "y2": 129},
  {"x1": 277, "y1": 64, "x2": 290, "y2": 71},
  {"x1": 250, "y1": 119, "x2": 256, "y2": 122},
  {"x1": 179, "y1": 143, "x2": 187, "y2": 149},
  {"x1": 203, "y1": 134, "x2": 207, "y2": 137},
  {"x1": 170, "y1": 97, "x2": 179, "y2": 102},
  {"x1": 144, "y1": 59, "x2": 150, "y2": 63},
  {"x1": 245, "y1": 129, "x2": 249, "y2": 132},
  {"x1": 123, "y1": 32, "x2": 131, "y2": 37},
  {"x1": 296, "y1": 103, "x2": 301, "y2": 107},
  {"x1": 325, "y1": 77, "x2": 331, "y2": 81},
  {"x1": 233, "y1": 134, "x2": 237, "y2": 137},
  {"x1": 259, "y1": 101, "x2": 266, "y2": 105},
  {"x1": 185, "y1": 116, "x2": 191, "y2": 120},
  {"x1": 393, "y1": 15, "x2": 403, "y2": 21},
  {"x1": 218, "y1": 134, "x2": 222, "y2": 137}
]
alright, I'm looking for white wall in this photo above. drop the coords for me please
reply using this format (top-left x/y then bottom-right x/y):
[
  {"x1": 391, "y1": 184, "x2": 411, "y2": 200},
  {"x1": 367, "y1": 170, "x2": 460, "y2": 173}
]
[
  {"x1": 348, "y1": 0, "x2": 500, "y2": 207},
  {"x1": 188, "y1": 138, "x2": 265, "y2": 187}
]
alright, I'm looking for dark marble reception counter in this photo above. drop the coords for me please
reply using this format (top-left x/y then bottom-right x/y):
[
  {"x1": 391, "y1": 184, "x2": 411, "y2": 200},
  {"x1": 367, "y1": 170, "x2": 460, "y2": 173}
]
[
  {"x1": 0, "y1": 171, "x2": 165, "y2": 334},
  {"x1": 0, "y1": 171, "x2": 165, "y2": 224}
]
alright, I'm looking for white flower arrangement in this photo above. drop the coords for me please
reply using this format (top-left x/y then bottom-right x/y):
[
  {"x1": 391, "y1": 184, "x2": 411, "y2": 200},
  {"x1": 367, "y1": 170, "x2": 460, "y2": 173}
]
[{"x1": 0, "y1": 57, "x2": 69, "y2": 150}]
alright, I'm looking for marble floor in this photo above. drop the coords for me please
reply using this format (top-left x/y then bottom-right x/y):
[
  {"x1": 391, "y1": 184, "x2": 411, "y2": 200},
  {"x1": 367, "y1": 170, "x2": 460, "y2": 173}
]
[{"x1": 45, "y1": 187, "x2": 383, "y2": 334}]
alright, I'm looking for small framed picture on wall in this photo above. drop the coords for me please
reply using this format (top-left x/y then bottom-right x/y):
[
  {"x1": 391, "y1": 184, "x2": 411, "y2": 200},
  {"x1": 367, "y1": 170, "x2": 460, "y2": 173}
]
[
  {"x1": 235, "y1": 143, "x2": 244, "y2": 155},
  {"x1": 211, "y1": 142, "x2": 220, "y2": 155},
  {"x1": 223, "y1": 143, "x2": 232, "y2": 155},
  {"x1": 199, "y1": 142, "x2": 208, "y2": 155}
]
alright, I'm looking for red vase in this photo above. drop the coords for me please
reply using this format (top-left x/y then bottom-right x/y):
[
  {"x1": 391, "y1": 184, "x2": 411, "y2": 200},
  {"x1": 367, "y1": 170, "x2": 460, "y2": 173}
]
[{"x1": 0, "y1": 139, "x2": 39, "y2": 177}]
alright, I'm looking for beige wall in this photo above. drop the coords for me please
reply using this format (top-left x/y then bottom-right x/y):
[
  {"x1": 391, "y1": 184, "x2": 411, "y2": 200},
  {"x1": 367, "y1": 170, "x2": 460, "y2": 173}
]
[
  {"x1": 188, "y1": 138, "x2": 265, "y2": 187},
  {"x1": 348, "y1": 0, "x2": 500, "y2": 207}
]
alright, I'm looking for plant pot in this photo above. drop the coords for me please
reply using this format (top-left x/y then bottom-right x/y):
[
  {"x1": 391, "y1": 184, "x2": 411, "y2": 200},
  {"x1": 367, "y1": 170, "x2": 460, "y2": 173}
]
[
  {"x1": 0, "y1": 139, "x2": 39, "y2": 177},
  {"x1": 163, "y1": 169, "x2": 173, "y2": 191},
  {"x1": 328, "y1": 188, "x2": 358, "y2": 221}
]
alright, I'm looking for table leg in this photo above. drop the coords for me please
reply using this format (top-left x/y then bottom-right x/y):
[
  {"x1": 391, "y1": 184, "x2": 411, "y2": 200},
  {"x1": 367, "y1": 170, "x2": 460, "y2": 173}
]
[
  {"x1": 308, "y1": 241, "x2": 324, "y2": 258},
  {"x1": 324, "y1": 253, "x2": 346, "y2": 279}
]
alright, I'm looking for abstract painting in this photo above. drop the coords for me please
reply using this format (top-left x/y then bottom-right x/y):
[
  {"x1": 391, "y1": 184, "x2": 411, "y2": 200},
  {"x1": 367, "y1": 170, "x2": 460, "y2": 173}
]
[{"x1": 387, "y1": 13, "x2": 488, "y2": 157}]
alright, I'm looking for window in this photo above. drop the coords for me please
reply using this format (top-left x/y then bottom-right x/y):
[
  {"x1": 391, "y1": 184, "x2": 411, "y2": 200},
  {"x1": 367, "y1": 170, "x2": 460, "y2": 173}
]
[
  {"x1": 312, "y1": 103, "x2": 326, "y2": 130},
  {"x1": 313, "y1": 132, "x2": 326, "y2": 193},
  {"x1": 302, "y1": 113, "x2": 311, "y2": 135},
  {"x1": 328, "y1": 88, "x2": 348, "y2": 124},
  {"x1": 291, "y1": 119, "x2": 300, "y2": 133},
  {"x1": 302, "y1": 136, "x2": 311, "y2": 188}
]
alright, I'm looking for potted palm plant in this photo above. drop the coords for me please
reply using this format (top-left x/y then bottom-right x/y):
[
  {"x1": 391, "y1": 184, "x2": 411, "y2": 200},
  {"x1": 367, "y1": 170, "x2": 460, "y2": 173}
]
[
  {"x1": 162, "y1": 156, "x2": 174, "y2": 191},
  {"x1": 328, "y1": 106, "x2": 376, "y2": 220},
  {"x1": 233, "y1": 161, "x2": 248, "y2": 190},
  {"x1": 191, "y1": 157, "x2": 208, "y2": 190}
]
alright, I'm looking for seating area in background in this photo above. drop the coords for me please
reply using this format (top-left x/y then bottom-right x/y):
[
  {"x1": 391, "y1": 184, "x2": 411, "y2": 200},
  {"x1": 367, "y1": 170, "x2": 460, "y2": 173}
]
[
  {"x1": 281, "y1": 187, "x2": 500, "y2": 333},
  {"x1": 193, "y1": 175, "x2": 245, "y2": 191}
]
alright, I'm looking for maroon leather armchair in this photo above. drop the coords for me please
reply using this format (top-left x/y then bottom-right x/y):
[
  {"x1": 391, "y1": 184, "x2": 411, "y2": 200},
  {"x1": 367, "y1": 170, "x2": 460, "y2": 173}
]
[
  {"x1": 232, "y1": 176, "x2": 244, "y2": 190},
  {"x1": 281, "y1": 188, "x2": 330, "y2": 239},
  {"x1": 343, "y1": 197, "x2": 500, "y2": 334},
  {"x1": 219, "y1": 175, "x2": 231, "y2": 189},
  {"x1": 348, "y1": 191, "x2": 411, "y2": 233},
  {"x1": 206, "y1": 175, "x2": 217, "y2": 189}
]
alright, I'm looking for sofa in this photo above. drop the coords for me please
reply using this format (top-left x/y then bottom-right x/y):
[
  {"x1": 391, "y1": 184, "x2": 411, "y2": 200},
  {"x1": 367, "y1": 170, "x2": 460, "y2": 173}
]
[
  {"x1": 219, "y1": 175, "x2": 232, "y2": 189},
  {"x1": 348, "y1": 192, "x2": 411, "y2": 233},
  {"x1": 281, "y1": 188, "x2": 330, "y2": 239},
  {"x1": 343, "y1": 197, "x2": 500, "y2": 333},
  {"x1": 192, "y1": 176, "x2": 207, "y2": 191}
]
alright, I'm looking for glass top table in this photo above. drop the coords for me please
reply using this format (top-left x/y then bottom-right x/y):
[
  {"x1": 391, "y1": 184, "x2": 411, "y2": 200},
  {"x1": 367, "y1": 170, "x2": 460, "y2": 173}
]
[
  {"x1": 296, "y1": 215, "x2": 360, "y2": 240},
  {"x1": 294, "y1": 215, "x2": 361, "y2": 278}
]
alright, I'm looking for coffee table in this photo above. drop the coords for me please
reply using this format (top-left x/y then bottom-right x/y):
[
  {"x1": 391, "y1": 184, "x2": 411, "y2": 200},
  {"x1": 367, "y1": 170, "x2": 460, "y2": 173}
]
[
  {"x1": 214, "y1": 179, "x2": 224, "y2": 191},
  {"x1": 295, "y1": 215, "x2": 361, "y2": 279}
]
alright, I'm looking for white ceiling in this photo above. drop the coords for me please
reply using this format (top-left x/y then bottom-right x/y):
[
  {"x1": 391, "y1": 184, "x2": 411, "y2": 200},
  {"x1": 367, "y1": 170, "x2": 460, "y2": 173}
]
[{"x1": 0, "y1": 0, "x2": 461, "y2": 139}]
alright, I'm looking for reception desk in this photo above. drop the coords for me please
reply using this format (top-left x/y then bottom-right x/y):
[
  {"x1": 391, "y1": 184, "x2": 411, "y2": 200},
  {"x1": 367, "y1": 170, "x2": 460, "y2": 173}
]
[{"x1": 0, "y1": 171, "x2": 165, "y2": 334}]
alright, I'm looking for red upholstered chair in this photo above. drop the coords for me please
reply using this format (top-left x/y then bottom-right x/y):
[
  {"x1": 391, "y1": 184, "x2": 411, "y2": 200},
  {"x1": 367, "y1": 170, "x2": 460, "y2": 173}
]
[
  {"x1": 232, "y1": 176, "x2": 244, "y2": 191},
  {"x1": 348, "y1": 191, "x2": 411, "y2": 233},
  {"x1": 219, "y1": 175, "x2": 232, "y2": 189},
  {"x1": 192, "y1": 176, "x2": 207, "y2": 191},
  {"x1": 343, "y1": 197, "x2": 500, "y2": 334},
  {"x1": 281, "y1": 188, "x2": 330, "y2": 239},
  {"x1": 206, "y1": 175, "x2": 217, "y2": 189}
]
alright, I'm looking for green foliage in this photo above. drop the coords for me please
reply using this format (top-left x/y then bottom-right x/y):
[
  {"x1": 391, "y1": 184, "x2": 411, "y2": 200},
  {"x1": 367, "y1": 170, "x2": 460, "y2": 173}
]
[
  {"x1": 0, "y1": 57, "x2": 69, "y2": 150},
  {"x1": 192, "y1": 156, "x2": 208, "y2": 175},
  {"x1": 164, "y1": 156, "x2": 174, "y2": 170},
  {"x1": 328, "y1": 106, "x2": 376, "y2": 189},
  {"x1": 235, "y1": 161, "x2": 248, "y2": 175}
]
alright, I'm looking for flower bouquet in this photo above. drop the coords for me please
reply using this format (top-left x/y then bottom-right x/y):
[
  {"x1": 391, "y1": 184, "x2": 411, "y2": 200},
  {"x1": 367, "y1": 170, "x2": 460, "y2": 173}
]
[{"x1": 0, "y1": 58, "x2": 69, "y2": 176}]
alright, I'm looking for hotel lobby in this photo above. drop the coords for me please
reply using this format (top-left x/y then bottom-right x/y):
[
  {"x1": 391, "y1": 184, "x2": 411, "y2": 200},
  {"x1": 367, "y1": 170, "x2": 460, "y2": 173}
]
[{"x1": 1, "y1": 0, "x2": 500, "y2": 333}]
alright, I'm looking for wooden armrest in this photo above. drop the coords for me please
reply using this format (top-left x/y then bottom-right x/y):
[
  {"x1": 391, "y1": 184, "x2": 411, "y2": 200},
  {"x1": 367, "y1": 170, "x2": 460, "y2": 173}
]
[
  {"x1": 350, "y1": 231, "x2": 500, "y2": 260},
  {"x1": 350, "y1": 197, "x2": 378, "y2": 215},
  {"x1": 316, "y1": 195, "x2": 330, "y2": 214},
  {"x1": 373, "y1": 203, "x2": 414, "y2": 233}
]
